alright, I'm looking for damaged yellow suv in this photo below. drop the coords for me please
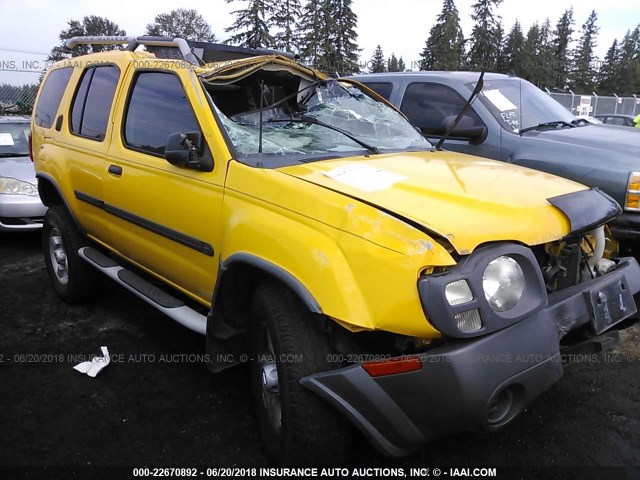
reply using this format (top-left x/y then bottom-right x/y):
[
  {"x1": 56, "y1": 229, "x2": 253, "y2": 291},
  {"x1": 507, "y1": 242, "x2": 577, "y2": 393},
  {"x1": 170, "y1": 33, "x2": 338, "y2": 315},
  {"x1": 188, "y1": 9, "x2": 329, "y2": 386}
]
[{"x1": 32, "y1": 36, "x2": 640, "y2": 465}]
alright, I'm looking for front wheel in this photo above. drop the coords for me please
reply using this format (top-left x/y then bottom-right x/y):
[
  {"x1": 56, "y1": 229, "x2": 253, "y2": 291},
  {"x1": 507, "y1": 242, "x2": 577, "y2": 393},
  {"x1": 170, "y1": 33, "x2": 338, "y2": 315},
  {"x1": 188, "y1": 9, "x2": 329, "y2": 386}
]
[
  {"x1": 249, "y1": 283, "x2": 353, "y2": 465},
  {"x1": 42, "y1": 205, "x2": 102, "y2": 304}
]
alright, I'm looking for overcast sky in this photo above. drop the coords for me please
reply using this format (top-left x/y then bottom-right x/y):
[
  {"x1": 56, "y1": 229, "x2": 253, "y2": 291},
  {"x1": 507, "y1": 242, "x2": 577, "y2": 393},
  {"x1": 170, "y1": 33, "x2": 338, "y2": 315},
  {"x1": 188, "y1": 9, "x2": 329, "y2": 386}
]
[{"x1": 1, "y1": 0, "x2": 639, "y2": 84}]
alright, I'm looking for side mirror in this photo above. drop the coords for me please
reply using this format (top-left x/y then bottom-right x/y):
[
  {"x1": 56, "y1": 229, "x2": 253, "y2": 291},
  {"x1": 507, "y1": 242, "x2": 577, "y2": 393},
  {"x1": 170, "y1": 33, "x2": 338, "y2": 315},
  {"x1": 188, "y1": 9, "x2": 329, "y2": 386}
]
[
  {"x1": 441, "y1": 115, "x2": 487, "y2": 144},
  {"x1": 165, "y1": 132, "x2": 202, "y2": 168}
]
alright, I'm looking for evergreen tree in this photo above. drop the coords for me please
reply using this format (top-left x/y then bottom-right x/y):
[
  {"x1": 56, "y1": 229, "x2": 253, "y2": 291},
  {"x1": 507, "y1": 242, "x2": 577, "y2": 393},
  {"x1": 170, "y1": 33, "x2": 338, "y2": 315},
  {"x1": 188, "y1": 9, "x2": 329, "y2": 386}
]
[
  {"x1": 398, "y1": 57, "x2": 406, "y2": 72},
  {"x1": 597, "y1": 39, "x2": 621, "y2": 95},
  {"x1": 48, "y1": 16, "x2": 126, "y2": 61},
  {"x1": 520, "y1": 23, "x2": 541, "y2": 82},
  {"x1": 609, "y1": 27, "x2": 640, "y2": 95},
  {"x1": 146, "y1": 8, "x2": 216, "y2": 42},
  {"x1": 329, "y1": 0, "x2": 360, "y2": 74},
  {"x1": 370, "y1": 45, "x2": 386, "y2": 73},
  {"x1": 272, "y1": 0, "x2": 303, "y2": 53},
  {"x1": 494, "y1": 20, "x2": 505, "y2": 71},
  {"x1": 388, "y1": 53, "x2": 399, "y2": 72},
  {"x1": 499, "y1": 20, "x2": 525, "y2": 75},
  {"x1": 569, "y1": 10, "x2": 600, "y2": 92},
  {"x1": 419, "y1": 0, "x2": 465, "y2": 71},
  {"x1": 297, "y1": 0, "x2": 325, "y2": 65},
  {"x1": 298, "y1": 0, "x2": 360, "y2": 74},
  {"x1": 467, "y1": 0, "x2": 503, "y2": 71},
  {"x1": 551, "y1": 8, "x2": 575, "y2": 89},
  {"x1": 537, "y1": 19, "x2": 555, "y2": 87},
  {"x1": 225, "y1": 0, "x2": 274, "y2": 49}
]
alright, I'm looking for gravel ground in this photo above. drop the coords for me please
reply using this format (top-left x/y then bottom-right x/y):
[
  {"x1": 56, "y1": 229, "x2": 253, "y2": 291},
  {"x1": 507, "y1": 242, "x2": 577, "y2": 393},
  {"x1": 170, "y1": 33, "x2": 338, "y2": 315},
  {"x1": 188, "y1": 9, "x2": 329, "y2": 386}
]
[{"x1": 1, "y1": 231, "x2": 639, "y2": 478}]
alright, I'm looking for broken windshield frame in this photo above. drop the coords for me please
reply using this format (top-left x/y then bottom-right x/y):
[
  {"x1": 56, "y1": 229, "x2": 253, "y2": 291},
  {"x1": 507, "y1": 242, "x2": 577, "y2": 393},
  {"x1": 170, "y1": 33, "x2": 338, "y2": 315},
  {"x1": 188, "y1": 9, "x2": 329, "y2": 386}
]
[{"x1": 202, "y1": 76, "x2": 431, "y2": 168}]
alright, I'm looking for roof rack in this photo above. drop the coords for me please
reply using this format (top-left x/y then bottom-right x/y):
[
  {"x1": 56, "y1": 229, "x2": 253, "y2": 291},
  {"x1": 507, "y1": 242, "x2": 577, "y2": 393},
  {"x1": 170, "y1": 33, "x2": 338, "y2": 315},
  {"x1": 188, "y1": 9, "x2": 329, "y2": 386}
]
[{"x1": 65, "y1": 36, "x2": 295, "y2": 67}]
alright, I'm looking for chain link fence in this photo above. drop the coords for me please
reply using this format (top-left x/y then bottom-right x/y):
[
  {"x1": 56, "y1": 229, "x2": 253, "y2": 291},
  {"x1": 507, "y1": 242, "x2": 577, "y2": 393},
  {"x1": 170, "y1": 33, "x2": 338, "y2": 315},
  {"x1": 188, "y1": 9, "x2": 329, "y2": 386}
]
[{"x1": 548, "y1": 91, "x2": 640, "y2": 117}]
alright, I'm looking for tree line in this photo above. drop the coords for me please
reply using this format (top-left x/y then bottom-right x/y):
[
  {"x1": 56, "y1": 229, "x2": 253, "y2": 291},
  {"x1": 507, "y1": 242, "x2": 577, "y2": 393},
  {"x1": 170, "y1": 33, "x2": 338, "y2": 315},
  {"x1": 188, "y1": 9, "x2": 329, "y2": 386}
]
[{"x1": 45, "y1": 1, "x2": 639, "y2": 95}]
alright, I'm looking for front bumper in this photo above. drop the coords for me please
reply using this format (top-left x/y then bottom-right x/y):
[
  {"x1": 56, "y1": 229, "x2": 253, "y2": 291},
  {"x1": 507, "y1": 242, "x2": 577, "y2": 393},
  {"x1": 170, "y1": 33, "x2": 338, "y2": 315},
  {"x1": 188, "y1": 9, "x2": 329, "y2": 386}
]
[
  {"x1": 302, "y1": 257, "x2": 640, "y2": 457},
  {"x1": 0, "y1": 194, "x2": 47, "y2": 231},
  {"x1": 610, "y1": 211, "x2": 640, "y2": 241}
]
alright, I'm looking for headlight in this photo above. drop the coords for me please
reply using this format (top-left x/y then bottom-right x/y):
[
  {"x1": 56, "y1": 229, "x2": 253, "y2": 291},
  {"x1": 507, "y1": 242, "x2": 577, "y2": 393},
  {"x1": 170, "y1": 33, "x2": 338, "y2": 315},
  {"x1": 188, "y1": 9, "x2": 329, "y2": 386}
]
[
  {"x1": 483, "y1": 256, "x2": 525, "y2": 312},
  {"x1": 0, "y1": 176, "x2": 38, "y2": 196}
]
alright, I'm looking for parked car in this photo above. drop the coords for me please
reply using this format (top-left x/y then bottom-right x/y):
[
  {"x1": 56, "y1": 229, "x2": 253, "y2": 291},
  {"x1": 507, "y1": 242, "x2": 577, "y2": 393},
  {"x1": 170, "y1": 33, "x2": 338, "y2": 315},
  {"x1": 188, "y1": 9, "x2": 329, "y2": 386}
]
[
  {"x1": 32, "y1": 37, "x2": 640, "y2": 465},
  {"x1": 594, "y1": 114, "x2": 638, "y2": 127},
  {"x1": 0, "y1": 115, "x2": 47, "y2": 231},
  {"x1": 350, "y1": 72, "x2": 640, "y2": 252}
]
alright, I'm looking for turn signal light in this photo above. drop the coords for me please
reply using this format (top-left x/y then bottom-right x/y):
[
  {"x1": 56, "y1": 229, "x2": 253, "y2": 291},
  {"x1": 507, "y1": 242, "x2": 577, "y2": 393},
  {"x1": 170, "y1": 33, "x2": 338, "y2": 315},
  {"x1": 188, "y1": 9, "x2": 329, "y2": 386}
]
[
  {"x1": 625, "y1": 172, "x2": 640, "y2": 211},
  {"x1": 362, "y1": 356, "x2": 422, "y2": 377}
]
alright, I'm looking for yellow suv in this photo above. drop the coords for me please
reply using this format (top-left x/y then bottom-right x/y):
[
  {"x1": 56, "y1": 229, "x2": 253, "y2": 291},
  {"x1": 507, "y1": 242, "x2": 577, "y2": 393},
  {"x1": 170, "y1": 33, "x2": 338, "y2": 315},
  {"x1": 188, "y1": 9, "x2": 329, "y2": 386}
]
[{"x1": 31, "y1": 36, "x2": 640, "y2": 465}]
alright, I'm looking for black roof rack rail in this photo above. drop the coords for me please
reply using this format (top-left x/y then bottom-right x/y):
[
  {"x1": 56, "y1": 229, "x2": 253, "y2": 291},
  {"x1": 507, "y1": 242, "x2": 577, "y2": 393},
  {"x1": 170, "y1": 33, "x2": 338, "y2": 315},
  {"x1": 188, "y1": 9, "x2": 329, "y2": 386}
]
[{"x1": 64, "y1": 36, "x2": 295, "y2": 67}]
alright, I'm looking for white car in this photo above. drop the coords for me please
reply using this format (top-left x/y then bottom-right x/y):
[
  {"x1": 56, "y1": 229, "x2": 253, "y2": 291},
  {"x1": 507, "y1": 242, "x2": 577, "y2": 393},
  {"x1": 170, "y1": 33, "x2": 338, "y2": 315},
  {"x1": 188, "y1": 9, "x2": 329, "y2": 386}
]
[{"x1": 0, "y1": 115, "x2": 47, "y2": 230}]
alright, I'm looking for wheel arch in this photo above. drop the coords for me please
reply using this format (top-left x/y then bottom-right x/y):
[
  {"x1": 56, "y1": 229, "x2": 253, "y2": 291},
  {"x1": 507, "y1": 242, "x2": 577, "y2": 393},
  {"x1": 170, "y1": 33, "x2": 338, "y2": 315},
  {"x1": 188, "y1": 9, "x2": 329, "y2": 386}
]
[{"x1": 37, "y1": 173, "x2": 86, "y2": 235}]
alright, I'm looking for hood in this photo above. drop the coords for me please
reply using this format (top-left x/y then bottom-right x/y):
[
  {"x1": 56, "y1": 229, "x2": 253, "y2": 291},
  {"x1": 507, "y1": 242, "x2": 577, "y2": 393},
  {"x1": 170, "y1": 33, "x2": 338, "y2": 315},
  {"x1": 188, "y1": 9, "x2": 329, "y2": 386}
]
[
  {"x1": 0, "y1": 155, "x2": 37, "y2": 184},
  {"x1": 531, "y1": 124, "x2": 640, "y2": 156},
  {"x1": 279, "y1": 151, "x2": 588, "y2": 254}
]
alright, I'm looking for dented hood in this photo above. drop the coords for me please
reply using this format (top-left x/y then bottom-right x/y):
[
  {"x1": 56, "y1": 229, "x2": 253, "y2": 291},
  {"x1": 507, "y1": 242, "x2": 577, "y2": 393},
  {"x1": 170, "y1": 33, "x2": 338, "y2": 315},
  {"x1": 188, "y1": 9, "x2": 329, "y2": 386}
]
[{"x1": 279, "y1": 151, "x2": 592, "y2": 254}]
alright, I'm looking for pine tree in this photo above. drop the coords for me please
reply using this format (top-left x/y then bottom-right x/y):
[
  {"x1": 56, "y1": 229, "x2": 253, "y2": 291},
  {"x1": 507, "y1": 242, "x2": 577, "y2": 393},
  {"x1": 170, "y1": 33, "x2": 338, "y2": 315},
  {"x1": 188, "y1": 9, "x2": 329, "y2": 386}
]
[
  {"x1": 146, "y1": 8, "x2": 216, "y2": 42},
  {"x1": 551, "y1": 8, "x2": 575, "y2": 89},
  {"x1": 614, "y1": 27, "x2": 640, "y2": 95},
  {"x1": 398, "y1": 57, "x2": 406, "y2": 72},
  {"x1": 419, "y1": 0, "x2": 465, "y2": 71},
  {"x1": 498, "y1": 20, "x2": 525, "y2": 75},
  {"x1": 329, "y1": 0, "x2": 360, "y2": 74},
  {"x1": 569, "y1": 10, "x2": 599, "y2": 92},
  {"x1": 272, "y1": 0, "x2": 303, "y2": 53},
  {"x1": 537, "y1": 19, "x2": 555, "y2": 87},
  {"x1": 297, "y1": 0, "x2": 325, "y2": 66},
  {"x1": 48, "y1": 16, "x2": 126, "y2": 61},
  {"x1": 298, "y1": 0, "x2": 360, "y2": 74},
  {"x1": 519, "y1": 23, "x2": 541, "y2": 83},
  {"x1": 370, "y1": 45, "x2": 386, "y2": 73},
  {"x1": 225, "y1": 0, "x2": 275, "y2": 49},
  {"x1": 597, "y1": 39, "x2": 621, "y2": 95},
  {"x1": 467, "y1": 0, "x2": 503, "y2": 71},
  {"x1": 388, "y1": 53, "x2": 399, "y2": 72}
]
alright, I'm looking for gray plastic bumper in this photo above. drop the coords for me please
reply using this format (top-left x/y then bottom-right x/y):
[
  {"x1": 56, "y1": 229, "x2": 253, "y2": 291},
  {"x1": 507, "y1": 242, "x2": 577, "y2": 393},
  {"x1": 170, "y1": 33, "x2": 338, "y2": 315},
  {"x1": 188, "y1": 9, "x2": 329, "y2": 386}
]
[{"x1": 301, "y1": 257, "x2": 640, "y2": 457}]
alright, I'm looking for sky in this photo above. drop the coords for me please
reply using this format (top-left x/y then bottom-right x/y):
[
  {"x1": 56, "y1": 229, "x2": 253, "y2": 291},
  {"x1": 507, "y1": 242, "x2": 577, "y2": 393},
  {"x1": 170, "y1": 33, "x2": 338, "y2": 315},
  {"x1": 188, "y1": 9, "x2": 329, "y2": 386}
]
[{"x1": 0, "y1": 0, "x2": 639, "y2": 85}]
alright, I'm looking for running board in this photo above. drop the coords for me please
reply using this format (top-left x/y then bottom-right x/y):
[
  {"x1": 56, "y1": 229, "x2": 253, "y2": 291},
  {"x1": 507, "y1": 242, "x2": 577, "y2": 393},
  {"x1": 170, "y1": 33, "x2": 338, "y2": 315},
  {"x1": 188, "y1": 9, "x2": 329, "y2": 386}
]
[{"x1": 78, "y1": 247, "x2": 207, "y2": 335}]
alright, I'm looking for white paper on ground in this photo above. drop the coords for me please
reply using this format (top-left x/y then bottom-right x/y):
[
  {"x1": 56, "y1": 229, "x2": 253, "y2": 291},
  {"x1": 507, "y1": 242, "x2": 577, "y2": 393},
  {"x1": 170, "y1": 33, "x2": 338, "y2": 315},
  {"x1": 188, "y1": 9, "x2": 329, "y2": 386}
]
[
  {"x1": 323, "y1": 164, "x2": 406, "y2": 192},
  {"x1": 483, "y1": 89, "x2": 518, "y2": 112},
  {"x1": 73, "y1": 346, "x2": 110, "y2": 378}
]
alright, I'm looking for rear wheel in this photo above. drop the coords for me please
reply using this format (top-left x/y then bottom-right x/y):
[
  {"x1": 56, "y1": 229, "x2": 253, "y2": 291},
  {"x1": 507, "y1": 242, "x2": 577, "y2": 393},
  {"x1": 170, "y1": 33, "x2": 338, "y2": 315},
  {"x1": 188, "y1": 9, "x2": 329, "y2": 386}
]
[
  {"x1": 249, "y1": 283, "x2": 353, "y2": 465},
  {"x1": 42, "y1": 205, "x2": 102, "y2": 304}
]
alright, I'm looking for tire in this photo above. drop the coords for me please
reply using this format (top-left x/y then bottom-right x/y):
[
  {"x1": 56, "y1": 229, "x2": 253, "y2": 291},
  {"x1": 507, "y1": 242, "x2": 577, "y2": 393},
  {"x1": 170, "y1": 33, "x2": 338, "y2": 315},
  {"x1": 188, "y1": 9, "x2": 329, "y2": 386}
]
[
  {"x1": 42, "y1": 205, "x2": 102, "y2": 304},
  {"x1": 249, "y1": 283, "x2": 353, "y2": 465}
]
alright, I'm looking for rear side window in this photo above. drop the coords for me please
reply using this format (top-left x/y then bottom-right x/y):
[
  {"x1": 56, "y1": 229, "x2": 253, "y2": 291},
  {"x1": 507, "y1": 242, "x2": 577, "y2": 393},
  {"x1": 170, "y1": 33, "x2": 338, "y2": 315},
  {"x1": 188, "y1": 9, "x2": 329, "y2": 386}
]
[
  {"x1": 400, "y1": 82, "x2": 483, "y2": 136},
  {"x1": 124, "y1": 72, "x2": 199, "y2": 156},
  {"x1": 361, "y1": 82, "x2": 393, "y2": 100},
  {"x1": 70, "y1": 65, "x2": 120, "y2": 141},
  {"x1": 34, "y1": 67, "x2": 73, "y2": 129}
]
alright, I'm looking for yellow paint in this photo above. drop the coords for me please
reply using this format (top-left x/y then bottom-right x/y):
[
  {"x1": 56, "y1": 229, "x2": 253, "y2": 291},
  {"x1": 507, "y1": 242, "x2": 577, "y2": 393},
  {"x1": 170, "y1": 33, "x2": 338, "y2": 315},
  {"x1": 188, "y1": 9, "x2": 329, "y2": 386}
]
[{"x1": 33, "y1": 50, "x2": 588, "y2": 340}]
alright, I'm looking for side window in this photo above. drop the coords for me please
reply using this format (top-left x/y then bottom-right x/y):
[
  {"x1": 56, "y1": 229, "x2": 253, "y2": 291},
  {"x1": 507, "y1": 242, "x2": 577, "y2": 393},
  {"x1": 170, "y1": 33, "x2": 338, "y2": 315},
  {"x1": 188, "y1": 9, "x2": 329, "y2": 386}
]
[
  {"x1": 362, "y1": 82, "x2": 393, "y2": 101},
  {"x1": 607, "y1": 117, "x2": 624, "y2": 126},
  {"x1": 400, "y1": 82, "x2": 483, "y2": 136},
  {"x1": 124, "y1": 72, "x2": 200, "y2": 156},
  {"x1": 34, "y1": 67, "x2": 73, "y2": 129},
  {"x1": 70, "y1": 65, "x2": 120, "y2": 141}
]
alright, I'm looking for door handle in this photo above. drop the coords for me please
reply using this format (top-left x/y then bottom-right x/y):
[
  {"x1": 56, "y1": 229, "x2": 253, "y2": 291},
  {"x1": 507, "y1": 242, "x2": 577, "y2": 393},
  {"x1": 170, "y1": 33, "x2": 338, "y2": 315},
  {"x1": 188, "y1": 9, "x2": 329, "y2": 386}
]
[{"x1": 108, "y1": 165, "x2": 122, "y2": 176}]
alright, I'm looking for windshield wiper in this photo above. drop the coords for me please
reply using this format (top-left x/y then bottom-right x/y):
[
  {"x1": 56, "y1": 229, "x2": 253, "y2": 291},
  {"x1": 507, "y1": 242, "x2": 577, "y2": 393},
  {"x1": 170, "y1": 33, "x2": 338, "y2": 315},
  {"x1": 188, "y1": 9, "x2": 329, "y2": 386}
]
[
  {"x1": 269, "y1": 114, "x2": 380, "y2": 155},
  {"x1": 519, "y1": 121, "x2": 576, "y2": 135},
  {"x1": 0, "y1": 152, "x2": 29, "y2": 158}
]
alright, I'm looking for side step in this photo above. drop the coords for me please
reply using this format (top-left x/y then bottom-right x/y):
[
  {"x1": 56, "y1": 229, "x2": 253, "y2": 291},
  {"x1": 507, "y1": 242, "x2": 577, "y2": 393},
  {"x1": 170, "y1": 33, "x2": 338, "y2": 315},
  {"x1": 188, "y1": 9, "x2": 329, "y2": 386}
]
[{"x1": 79, "y1": 247, "x2": 207, "y2": 335}]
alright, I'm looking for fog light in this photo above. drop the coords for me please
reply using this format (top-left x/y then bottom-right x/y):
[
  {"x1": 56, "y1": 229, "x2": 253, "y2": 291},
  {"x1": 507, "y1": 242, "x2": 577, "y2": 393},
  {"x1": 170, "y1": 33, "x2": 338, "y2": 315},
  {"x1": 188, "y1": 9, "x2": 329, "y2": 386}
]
[
  {"x1": 445, "y1": 279, "x2": 473, "y2": 306},
  {"x1": 455, "y1": 309, "x2": 483, "y2": 333}
]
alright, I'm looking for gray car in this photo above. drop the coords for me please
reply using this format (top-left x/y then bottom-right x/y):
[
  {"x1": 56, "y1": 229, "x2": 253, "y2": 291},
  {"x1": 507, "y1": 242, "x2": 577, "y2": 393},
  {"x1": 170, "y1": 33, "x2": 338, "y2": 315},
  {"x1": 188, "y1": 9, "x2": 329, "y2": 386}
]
[
  {"x1": 350, "y1": 72, "x2": 640, "y2": 251},
  {"x1": 0, "y1": 115, "x2": 47, "y2": 230}
]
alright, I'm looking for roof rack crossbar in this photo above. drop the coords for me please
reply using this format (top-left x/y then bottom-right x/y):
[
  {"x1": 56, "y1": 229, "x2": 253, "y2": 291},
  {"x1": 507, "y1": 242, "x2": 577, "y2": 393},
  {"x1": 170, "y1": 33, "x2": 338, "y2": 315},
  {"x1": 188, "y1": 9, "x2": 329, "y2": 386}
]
[{"x1": 65, "y1": 36, "x2": 204, "y2": 66}]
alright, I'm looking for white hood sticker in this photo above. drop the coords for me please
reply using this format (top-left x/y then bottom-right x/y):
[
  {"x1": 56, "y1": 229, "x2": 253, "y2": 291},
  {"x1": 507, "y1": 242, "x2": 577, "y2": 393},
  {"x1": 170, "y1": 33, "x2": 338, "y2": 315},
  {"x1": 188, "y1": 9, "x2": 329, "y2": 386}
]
[{"x1": 323, "y1": 164, "x2": 407, "y2": 192}]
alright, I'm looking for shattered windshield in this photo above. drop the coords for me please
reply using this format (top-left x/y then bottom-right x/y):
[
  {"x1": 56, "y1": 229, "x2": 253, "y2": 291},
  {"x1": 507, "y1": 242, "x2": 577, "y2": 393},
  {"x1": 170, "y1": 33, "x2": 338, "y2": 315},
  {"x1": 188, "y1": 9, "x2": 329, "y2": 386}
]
[
  {"x1": 468, "y1": 79, "x2": 576, "y2": 133},
  {"x1": 203, "y1": 73, "x2": 430, "y2": 162}
]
